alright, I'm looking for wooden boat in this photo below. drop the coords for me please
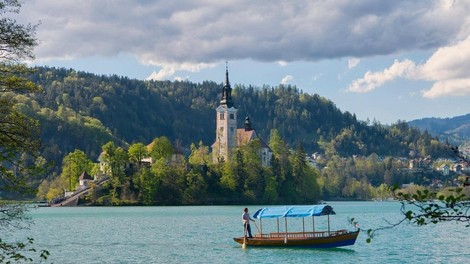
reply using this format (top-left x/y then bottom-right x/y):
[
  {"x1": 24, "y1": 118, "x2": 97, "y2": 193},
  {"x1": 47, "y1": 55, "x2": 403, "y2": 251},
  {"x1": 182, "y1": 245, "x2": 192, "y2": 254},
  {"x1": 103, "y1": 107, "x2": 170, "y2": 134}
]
[{"x1": 233, "y1": 204, "x2": 359, "y2": 248}]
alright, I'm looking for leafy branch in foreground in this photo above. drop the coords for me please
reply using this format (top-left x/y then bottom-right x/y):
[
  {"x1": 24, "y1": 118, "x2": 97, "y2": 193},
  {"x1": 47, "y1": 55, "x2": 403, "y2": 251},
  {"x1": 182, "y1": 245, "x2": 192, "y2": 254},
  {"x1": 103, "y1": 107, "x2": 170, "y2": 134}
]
[
  {"x1": 360, "y1": 186, "x2": 470, "y2": 243},
  {"x1": 0, "y1": 0, "x2": 50, "y2": 262},
  {"x1": 0, "y1": 202, "x2": 50, "y2": 263},
  {"x1": 0, "y1": 236, "x2": 50, "y2": 263},
  {"x1": 356, "y1": 145, "x2": 470, "y2": 243}
]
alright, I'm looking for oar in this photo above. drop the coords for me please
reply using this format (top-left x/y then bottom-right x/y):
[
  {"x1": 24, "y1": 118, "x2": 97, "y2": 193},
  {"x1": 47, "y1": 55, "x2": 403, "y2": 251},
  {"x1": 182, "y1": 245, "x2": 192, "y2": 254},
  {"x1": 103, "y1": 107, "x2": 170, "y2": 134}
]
[{"x1": 242, "y1": 222, "x2": 247, "y2": 249}]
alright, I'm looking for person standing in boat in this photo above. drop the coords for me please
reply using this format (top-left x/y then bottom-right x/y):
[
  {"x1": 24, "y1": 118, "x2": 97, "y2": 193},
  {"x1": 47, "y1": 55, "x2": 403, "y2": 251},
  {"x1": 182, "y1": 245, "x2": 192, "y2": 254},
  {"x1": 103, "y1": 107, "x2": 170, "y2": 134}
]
[{"x1": 242, "y1": 208, "x2": 255, "y2": 238}]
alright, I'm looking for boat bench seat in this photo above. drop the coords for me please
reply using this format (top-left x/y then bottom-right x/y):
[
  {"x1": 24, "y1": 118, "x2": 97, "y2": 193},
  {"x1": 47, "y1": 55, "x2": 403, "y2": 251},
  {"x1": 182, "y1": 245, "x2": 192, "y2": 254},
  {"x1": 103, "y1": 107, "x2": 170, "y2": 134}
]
[{"x1": 262, "y1": 230, "x2": 349, "y2": 239}]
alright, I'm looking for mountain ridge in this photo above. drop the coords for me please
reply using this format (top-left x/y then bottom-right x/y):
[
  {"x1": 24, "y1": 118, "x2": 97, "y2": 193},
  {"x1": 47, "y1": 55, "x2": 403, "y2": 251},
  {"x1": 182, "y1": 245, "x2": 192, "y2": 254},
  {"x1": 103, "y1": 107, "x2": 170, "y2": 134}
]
[{"x1": 408, "y1": 113, "x2": 470, "y2": 146}]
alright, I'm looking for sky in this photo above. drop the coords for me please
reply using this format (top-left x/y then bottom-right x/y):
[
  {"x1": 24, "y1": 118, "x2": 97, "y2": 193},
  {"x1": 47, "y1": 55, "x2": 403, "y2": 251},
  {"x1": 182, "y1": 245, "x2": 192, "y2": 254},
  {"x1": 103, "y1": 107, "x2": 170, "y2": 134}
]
[{"x1": 14, "y1": 0, "x2": 470, "y2": 124}]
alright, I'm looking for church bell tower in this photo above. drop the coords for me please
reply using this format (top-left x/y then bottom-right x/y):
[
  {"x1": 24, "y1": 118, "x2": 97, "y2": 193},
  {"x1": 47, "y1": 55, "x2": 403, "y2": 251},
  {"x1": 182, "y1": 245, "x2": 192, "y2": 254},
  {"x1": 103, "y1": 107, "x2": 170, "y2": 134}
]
[{"x1": 213, "y1": 64, "x2": 238, "y2": 163}]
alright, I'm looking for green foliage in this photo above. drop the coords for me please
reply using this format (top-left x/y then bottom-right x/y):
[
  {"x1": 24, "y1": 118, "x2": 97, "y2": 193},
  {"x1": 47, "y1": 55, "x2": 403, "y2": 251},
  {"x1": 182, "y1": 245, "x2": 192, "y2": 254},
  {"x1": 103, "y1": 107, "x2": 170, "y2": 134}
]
[
  {"x1": 182, "y1": 170, "x2": 208, "y2": 204},
  {"x1": 0, "y1": 202, "x2": 50, "y2": 262},
  {"x1": 17, "y1": 67, "x2": 456, "y2": 206},
  {"x1": 101, "y1": 141, "x2": 128, "y2": 203},
  {"x1": 291, "y1": 143, "x2": 321, "y2": 202},
  {"x1": 0, "y1": 237, "x2": 49, "y2": 263},
  {"x1": 150, "y1": 158, "x2": 184, "y2": 205},
  {"x1": 220, "y1": 161, "x2": 239, "y2": 192},
  {"x1": 319, "y1": 154, "x2": 429, "y2": 200},
  {"x1": 0, "y1": 89, "x2": 42, "y2": 195},
  {"x1": 61, "y1": 149, "x2": 93, "y2": 191},
  {"x1": 128, "y1": 143, "x2": 148, "y2": 164},
  {"x1": 364, "y1": 185, "x2": 470, "y2": 243},
  {"x1": 0, "y1": 1, "x2": 49, "y2": 261},
  {"x1": 408, "y1": 114, "x2": 470, "y2": 146},
  {"x1": 150, "y1": 136, "x2": 174, "y2": 161},
  {"x1": 42, "y1": 133, "x2": 325, "y2": 205},
  {"x1": 188, "y1": 141, "x2": 210, "y2": 165},
  {"x1": 5, "y1": 66, "x2": 451, "y2": 184},
  {"x1": 394, "y1": 187, "x2": 470, "y2": 226}
]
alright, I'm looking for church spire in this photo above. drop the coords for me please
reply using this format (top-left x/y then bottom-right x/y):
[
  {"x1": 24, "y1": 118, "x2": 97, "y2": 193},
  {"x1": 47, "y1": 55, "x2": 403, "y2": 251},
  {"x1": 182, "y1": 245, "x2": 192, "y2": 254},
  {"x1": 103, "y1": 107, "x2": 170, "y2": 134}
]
[
  {"x1": 224, "y1": 61, "x2": 230, "y2": 87},
  {"x1": 220, "y1": 61, "x2": 234, "y2": 108}
]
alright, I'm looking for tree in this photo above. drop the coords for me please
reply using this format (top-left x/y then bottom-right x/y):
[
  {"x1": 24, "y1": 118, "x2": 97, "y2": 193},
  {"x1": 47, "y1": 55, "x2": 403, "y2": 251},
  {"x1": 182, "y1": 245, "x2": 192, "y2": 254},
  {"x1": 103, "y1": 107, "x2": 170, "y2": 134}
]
[
  {"x1": 239, "y1": 140, "x2": 264, "y2": 201},
  {"x1": 101, "y1": 141, "x2": 128, "y2": 203},
  {"x1": 128, "y1": 143, "x2": 148, "y2": 165},
  {"x1": 44, "y1": 176, "x2": 66, "y2": 201},
  {"x1": 150, "y1": 157, "x2": 183, "y2": 204},
  {"x1": 263, "y1": 174, "x2": 279, "y2": 203},
  {"x1": 60, "y1": 149, "x2": 93, "y2": 191},
  {"x1": 182, "y1": 170, "x2": 208, "y2": 205},
  {"x1": 35, "y1": 179, "x2": 49, "y2": 201},
  {"x1": 0, "y1": 25, "x2": 41, "y2": 193},
  {"x1": 134, "y1": 166, "x2": 155, "y2": 205},
  {"x1": 268, "y1": 129, "x2": 292, "y2": 202},
  {"x1": 291, "y1": 142, "x2": 320, "y2": 203},
  {"x1": 0, "y1": 0, "x2": 49, "y2": 262},
  {"x1": 149, "y1": 136, "x2": 173, "y2": 161},
  {"x1": 268, "y1": 129, "x2": 289, "y2": 159},
  {"x1": 188, "y1": 141, "x2": 210, "y2": 165},
  {"x1": 220, "y1": 161, "x2": 238, "y2": 192}
]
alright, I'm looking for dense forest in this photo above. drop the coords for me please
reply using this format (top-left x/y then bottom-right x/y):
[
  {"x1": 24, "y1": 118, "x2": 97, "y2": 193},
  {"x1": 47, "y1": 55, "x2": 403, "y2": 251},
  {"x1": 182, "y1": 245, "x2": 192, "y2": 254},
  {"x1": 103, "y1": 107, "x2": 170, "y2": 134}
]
[
  {"x1": 2, "y1": 66, "x2": 458, "y2": 203},
  {"x1": 20, "y1": 67, "x2": 453, "y2": 167}
]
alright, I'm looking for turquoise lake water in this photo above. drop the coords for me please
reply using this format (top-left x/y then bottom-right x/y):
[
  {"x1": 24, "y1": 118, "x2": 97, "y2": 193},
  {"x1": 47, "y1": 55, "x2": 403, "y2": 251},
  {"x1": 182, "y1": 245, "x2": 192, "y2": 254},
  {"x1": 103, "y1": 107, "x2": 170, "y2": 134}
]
[{"x1": 11, "y1": 201, "x2": 470, "y2": 263}]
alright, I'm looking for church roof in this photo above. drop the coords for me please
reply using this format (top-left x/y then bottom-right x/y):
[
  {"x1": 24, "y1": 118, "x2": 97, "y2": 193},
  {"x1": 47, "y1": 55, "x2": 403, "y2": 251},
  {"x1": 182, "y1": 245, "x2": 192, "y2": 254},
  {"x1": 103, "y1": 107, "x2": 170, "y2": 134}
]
[
  {"x1": 258, "y1": 137, "x2": 270, "y2": 149},
  {"x1": 237, "y1": 129, "x2": 271, "y2": 150},
  {"x1": 237, "y1": 129, "x2": 256, "y2": 145},
  {"x1": 146, "y1": 141, "x2": 154, "y2": 152},
  {"x1": 79, "y1": 171, "x2": 93, "y2": 180}
]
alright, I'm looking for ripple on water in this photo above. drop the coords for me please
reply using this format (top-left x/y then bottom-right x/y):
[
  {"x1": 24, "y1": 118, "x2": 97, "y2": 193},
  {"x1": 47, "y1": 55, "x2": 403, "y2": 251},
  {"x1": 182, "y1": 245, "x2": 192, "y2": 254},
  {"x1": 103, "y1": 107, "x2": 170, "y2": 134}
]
[{"x1": 12, "y1": 203, "x2": 470, "y2": 263}]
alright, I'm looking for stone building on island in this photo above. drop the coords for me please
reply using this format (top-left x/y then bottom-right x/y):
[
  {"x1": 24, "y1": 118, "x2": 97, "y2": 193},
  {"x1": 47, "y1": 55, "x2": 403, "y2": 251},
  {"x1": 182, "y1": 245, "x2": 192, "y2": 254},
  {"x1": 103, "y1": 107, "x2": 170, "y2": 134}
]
[{"x1": 211, "y1": 66, "x2": 272, "y2": 166}]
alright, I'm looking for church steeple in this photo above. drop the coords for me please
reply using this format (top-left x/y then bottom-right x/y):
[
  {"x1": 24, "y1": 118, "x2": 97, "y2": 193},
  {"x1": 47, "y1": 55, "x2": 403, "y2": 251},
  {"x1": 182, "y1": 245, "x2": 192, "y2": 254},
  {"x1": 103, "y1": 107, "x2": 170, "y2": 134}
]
[
  {"x1": 213, "y1": 61, "x2": 238, "y2": 163},
  {"x1": 220, "y1": 61, "x2": 234, "y2": 108},
  {"x1": 224, "y1": 61, "x2": 230, "y2": 87}
]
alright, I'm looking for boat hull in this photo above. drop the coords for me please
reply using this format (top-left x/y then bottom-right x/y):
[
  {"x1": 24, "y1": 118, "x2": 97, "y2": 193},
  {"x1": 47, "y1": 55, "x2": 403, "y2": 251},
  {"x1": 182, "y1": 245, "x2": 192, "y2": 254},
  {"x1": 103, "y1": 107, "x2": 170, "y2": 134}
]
[{"x1": 233, "y1": 230, "x2": 359, "y2": 248}]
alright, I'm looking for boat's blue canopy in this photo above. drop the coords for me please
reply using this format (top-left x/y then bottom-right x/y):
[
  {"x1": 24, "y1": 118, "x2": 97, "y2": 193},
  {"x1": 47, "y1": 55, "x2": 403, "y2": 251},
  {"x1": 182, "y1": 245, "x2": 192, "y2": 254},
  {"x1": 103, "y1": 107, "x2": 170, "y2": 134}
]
[{"x1": 252, "y1": 205, "x2": 335, "y2": 219}]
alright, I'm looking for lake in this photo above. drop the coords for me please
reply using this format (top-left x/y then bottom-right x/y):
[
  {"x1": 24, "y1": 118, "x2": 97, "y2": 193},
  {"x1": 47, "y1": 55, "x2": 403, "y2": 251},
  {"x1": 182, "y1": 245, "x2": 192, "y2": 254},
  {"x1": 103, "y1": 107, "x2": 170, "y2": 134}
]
[{"x1": 11, "y1": 201, "x2": 470, "y2": 263}]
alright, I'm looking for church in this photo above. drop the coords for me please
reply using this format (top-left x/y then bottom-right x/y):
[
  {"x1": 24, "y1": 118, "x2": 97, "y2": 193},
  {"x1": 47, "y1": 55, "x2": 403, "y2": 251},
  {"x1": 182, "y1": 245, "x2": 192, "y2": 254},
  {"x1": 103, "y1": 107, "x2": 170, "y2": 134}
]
[{"x1": 211, "y1": 66, "x2": 272, "y2": 167}]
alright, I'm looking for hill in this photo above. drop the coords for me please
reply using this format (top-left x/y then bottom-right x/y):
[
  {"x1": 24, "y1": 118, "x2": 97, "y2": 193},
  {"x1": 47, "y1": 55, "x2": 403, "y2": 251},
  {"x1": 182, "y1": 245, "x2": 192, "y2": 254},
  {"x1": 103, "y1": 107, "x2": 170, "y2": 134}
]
[
  {"x1": 6, "y1": 66, "x2": 454, "y2": 175},
  {"x1": 408, "y1": 113, "x2": 470, "y2": 146}
]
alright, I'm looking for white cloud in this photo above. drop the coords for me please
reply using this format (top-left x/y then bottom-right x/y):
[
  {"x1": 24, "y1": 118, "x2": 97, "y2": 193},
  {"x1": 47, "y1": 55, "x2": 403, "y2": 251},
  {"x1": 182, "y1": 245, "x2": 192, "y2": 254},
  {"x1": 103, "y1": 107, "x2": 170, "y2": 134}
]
[
  {"x1": 13, "y1": 0, "x2": 470, "y2": 96},
  {"x1": 416, "y1": 36, "x2": 470, "y2": 81},
  {"x1": 348, "y1": 36, "x2": 470, "y2": 98},
  {"x1": 147, "y1": 67, "x2": 176, "y2": 81},
  {"x1": 348, "y1": 58, "x2": 360, "y2": 69},
  {"x1": 15, "y1": 0, "x2": 470, "y2": 68},
  {"x1": 146, "y1": 62, "x2": 216, "y2": 80},
  {"x1": 280, "y1": 75, "x2": 294, "y2": 85},
  {"x1": 348, "y1": 59, "x2": 416, "y2": 93},
  {"x1": 422, "y1": 79, "x2": 470, "y2": 98}
]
